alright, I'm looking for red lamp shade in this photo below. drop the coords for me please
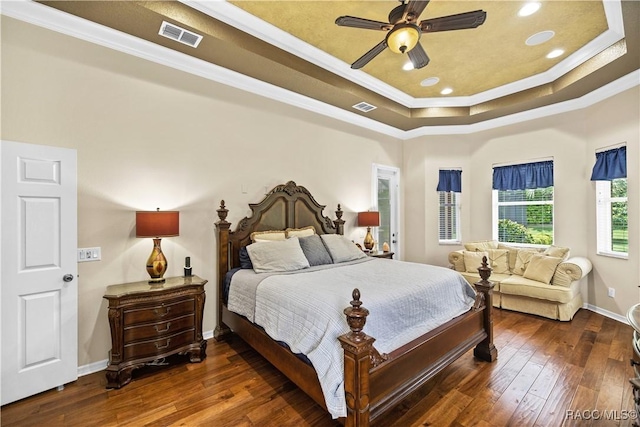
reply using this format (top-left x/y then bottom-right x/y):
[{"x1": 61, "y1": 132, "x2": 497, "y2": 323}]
[
  {"x1": 136, "y1": 210, "x2": 179, "y2": 238},
  {"x1": 358, "y1": 211, "x2": 380, "y2": 227}
]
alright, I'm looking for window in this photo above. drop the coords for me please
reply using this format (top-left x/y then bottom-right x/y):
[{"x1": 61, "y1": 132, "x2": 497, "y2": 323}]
[
  {"x1": 492, "y1": 160, "x2": 554, "y2": 245},
  {"x1": 596, "y1": 179, "x2": 628, "y2": 256},
  {"x1": 591, "y1": 145, "x2": 627, "y2": 258},
  {"x1": 494, "y1": 187, "x2": 554, "y2": 245},
  {"x1": 437, "y1": 169, "x2": 462, "y2": 243},
  {"x1": 439, "y1": 191, "x2": 460, "y2": 242}
]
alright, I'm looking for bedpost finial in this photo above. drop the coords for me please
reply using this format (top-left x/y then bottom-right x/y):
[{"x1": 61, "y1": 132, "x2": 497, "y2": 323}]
[
  {"x1": 344, "y1": 288, "x2": 369, "y2": 340},
  {"x1": 336, "y1": 204, "x2": 343, "y2": 220},
  {"x1": 478, "y1": 255, "x2": 492, "y2": 282},
  {"x1": 217, "y1": 200, "x2": 229, "y2": 222}
]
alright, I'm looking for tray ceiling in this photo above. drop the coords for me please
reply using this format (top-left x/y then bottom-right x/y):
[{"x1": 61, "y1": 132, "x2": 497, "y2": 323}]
[{"x1": 10, "y1": 1, "x2": 640, "y2": 135}]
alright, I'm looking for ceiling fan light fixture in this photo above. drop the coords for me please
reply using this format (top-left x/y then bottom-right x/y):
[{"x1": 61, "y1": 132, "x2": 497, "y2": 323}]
[{"x1": 386, "y1": 24, "x2": 420, "y2": 54}]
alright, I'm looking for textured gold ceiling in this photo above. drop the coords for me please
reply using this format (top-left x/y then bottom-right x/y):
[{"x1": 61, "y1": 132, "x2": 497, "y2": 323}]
[
  {"x1": 230, "y1": 1, "x2": 608, "y2": 97},
  {"x1": 33, "y1": 1, "x2": 639, "y2": 131}
]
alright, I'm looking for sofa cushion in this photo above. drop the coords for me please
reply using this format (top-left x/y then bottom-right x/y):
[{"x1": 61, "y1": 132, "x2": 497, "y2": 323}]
[
  {"x1": 460, "y1": 272, "x2": 511, "y2": 291},
  {"x1": 464, "y1": 240, "x2": 498, "y2": 251},
  {"x1": 463, "y1": 251, "x2": 488, "y2": 273},
  {"x1": 500, "y1": 275, "x2": 577, "y2": 303},
  {"x1": 513, "y1": 249, "x2": 539, "y2": 276},
  {"x1": 486, "y1": 249, "x2": 510, "y2": 274},
  {"x1": 523, "y1": 254, "x2": 563, "y2": 285}
]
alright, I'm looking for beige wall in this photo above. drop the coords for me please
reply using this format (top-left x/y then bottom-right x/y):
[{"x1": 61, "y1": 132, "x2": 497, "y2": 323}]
[
  {"x1": 1, "y1": 18, "x2": 402, "y2": 367},
  {"x1": 404, "y1": 87, "x2": 640, "y2": 319},
  {"x1": 2, "y1": 16, "x2": 639, "y2": 370}
]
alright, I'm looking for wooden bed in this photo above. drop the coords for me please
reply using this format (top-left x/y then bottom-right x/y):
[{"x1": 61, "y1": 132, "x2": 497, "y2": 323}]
[{"x1": 214, "y1": 181, "x2": 497, "y2": 426}]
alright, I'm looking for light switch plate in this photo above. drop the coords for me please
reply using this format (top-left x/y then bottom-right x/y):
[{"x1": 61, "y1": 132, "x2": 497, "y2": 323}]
[{"x1": 78, "y1": 247, "x2": 101, "y2": 262}]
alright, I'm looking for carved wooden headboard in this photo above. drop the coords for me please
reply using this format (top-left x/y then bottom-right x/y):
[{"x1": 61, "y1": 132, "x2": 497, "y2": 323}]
[{"x1": 215, "y1": 181, "x2": 345, "y2": 308}]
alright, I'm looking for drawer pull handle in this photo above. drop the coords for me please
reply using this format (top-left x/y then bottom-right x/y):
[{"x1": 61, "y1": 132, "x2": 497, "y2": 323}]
[
  {"x1": 154, "y1": 322, "x2": 172, "y2": 333},
  {"x1": 155, "y1": 339, "x2": 171, "y2": 350},
  {"x1": 154, "y1": 307, "x2": 171, "y2": 317}
]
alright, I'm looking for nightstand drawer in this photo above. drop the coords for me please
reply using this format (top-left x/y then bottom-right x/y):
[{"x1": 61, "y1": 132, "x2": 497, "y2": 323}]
[
  {"x1": 123, "y1": 314, "x2": 195, "y2": 342},
  {"x1": 123, "y1": 298, "x2": 194, "y2": 326},
  {"x1": 123, "y1": 329, "x2": 195, "y2": 361}
]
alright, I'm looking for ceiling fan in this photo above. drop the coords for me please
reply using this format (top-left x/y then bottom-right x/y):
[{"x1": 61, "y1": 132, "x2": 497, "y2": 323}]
[{"x1": 335, "y1": 0, "x2": 487, "y2": 70}]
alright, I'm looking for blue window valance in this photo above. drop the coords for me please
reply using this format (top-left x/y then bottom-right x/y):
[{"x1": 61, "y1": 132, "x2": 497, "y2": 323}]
[
  {"x1": 590, "y1": 146, "x2": 626, "y2": 181},
  {"x1": 493, "y1": 161, "x2": 553, "y2": 191},
  {"x1": 437, "y1": 169, "x2": 462, "y2": 193}
]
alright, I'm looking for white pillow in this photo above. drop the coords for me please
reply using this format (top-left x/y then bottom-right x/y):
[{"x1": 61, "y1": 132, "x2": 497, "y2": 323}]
[
  {"x1": 320, "y1": 234, "x2": 367, "y2": 263},
  {"x1": 285, "y1": 226, "x2": 316, "y2": 238},
  {"x1": 246, "y1": 237, "x2": 310, "y2": 273},
  {"x1": 250, "y1": 230, "x2": 286, "y2": 242}
]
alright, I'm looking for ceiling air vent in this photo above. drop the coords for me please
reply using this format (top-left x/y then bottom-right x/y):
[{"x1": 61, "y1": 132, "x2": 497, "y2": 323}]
[
  {"x1": 352, "y1": 102, "x2": 377, "y2": 113},
  {"x1": 159, "y1": 21, "x2": 203, "y2": 48}
]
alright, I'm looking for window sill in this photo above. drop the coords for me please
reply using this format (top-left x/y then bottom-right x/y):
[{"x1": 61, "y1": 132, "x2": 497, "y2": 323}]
[
  {"x1": 439, "y1": 240, "x2": 462, "y2": 246},
  {"x1": 597, "y1": 251, "x2": 628, "y2": 260}
]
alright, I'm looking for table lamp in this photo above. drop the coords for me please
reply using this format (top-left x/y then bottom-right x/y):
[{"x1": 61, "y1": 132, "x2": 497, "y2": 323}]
[
  {"x1": 136, "y1": 208, "x2": 179, "y2": 284},
  {"x1": 358, "y1": 211, "x2": 380, "y2": 251}
]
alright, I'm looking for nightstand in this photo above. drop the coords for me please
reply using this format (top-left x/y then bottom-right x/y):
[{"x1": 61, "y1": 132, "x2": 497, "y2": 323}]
[
  {"x1": 103, "y1": 276, "x2": 207, "y2": 389},
  {"x1": 368, "y1": 251, "x2": 394, "y2": 259}
]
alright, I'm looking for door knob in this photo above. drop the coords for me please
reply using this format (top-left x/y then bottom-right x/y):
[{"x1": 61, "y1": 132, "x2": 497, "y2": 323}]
[{"x1": 63, "y1": 274, "x2": 74, "y2": 282}]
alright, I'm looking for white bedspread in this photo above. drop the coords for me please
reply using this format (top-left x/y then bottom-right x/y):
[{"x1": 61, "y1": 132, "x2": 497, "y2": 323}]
[{"x1": 228, "y1": 259, "x2": 476, "y2": 418}]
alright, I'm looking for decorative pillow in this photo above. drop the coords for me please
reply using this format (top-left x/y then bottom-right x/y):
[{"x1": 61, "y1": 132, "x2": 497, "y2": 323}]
[
  {"x1": 285, "y1": 226, "x2": 316, "y2": 239},
  {"x1": 239, "y1": 246, "x2": 253, "y2": 269},
  {"x1": 513, "y1": 249, "x2": 539, "y2": 276},
  {"x1": 464, "y1": 240, "x2": 499, "y2": 251},
  {"x1": 463, "y1": 251, "x2": 488, "y2": 273},
  {"x1": 246, "y1": 237, "x2": 310, "y2": 273},
  {"x1": 250, "y1": 230, "x2": 286, "y2": 242},
  {"x1": 543, "y1": 245, "x2": 570, "y2": 260},
  {"x1": 497, "y1": 243, "x2": 518, "y2": 271},
  {"x1": 523, "y1": 254, "x2": 563, "y2": 285},
  {"x1": 320, "y1": 234, "x2": 367, "y2": 263},
  {"x1": 298, "y1": 234, "x2": 333, "y2": 266},
  {"x1": 486, "y1": 249, "x2": 510, "y2": 274}
]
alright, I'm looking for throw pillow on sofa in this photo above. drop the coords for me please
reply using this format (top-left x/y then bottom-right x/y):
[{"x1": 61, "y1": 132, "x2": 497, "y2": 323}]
[
  {"x1": 543, "y1": 245, "x2": 570, "y2": 260},
  {"x1": 514, "y1": 249, "x2": 539, "y2": 276},
  {"x1": 486, "y1": 249, "x2": 510, "y2": 274},
  {"x1": 523, "y1": 254, "x2": 564, "y2": 284},
  {"x1": 464, "y1": 241, "x2": 498, "y2": 251},
  {"x1": 463, "y1": 251, "x2": 488, "y2": 273}
]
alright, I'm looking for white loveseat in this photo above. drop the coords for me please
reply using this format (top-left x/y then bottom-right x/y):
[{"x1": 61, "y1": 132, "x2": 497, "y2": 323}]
[{"x1": 449, "y1": 241, "x2": 592, "y2": 321}]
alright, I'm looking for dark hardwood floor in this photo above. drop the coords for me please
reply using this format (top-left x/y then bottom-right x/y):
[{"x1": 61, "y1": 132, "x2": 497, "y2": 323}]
[{"x1": 1, "y1": 308, "x2": 636, "y2": 427}]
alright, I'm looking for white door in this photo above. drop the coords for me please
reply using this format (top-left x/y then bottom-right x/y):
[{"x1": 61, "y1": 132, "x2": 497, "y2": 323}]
[
  {"x1": 1, "y1": 140, "x2": 77, "y2": 405},
  {"x1": 372, "y1": 164, "x2": 400, "y2": 259}
]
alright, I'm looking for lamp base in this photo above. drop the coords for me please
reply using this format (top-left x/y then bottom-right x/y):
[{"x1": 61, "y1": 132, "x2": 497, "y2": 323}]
[
  {"x1": 146, "y1": 238, "x2": 168, "y2": 285},
  {"x1": 363, "y1": 227, "x2": 375, "y2": 251}
]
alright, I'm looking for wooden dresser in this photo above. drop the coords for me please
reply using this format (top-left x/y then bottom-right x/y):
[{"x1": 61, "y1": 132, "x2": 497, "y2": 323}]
[{"x1": 103, "y1": 276, "x2": 207, "y2": 389}]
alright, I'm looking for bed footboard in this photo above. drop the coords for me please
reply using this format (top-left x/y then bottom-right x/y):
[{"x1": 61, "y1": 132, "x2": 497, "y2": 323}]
[{"x1": 338, "y1": 257, "x2": 497, "y2": 427}]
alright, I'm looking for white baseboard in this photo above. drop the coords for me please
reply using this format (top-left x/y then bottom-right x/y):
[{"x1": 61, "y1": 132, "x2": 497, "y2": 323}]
[
  {"x1": 77, "y1": 329, "x2": 216, "y2": 377},
  {"x1": 584, "y1": 303, "x2": 628, "y2": 324}
]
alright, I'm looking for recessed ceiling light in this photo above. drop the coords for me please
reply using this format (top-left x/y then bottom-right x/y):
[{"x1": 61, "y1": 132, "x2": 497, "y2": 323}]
[
  {"x1": 546, "y1": 49, "x2": 565, "y2": 59},
  {"x1": 403, "y1": 62, "x2": 414, "y2": 71},
  {"x1": 526, "y1": 30, "x2": 555, "y2": 46},
  {"x1": 441, "y1": 88, "x2": 453, "y2": 95},
  {"x1": 420, "y1": 77, "x2": 440, "y2": 87},
  {"x1": 518, "y1": 2, "x2": 541, "y2": 17}
]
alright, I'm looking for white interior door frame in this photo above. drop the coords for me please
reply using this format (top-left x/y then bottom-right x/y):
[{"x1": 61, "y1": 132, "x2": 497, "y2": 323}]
[{"x1": 372, "y1": 164, "x2": 401, "y2": 259}]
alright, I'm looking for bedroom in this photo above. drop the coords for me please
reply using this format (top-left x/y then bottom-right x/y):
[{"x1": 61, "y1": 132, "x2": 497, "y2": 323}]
[{"x1": 1, "y1": 0, "x2": 639, "y2": 424}]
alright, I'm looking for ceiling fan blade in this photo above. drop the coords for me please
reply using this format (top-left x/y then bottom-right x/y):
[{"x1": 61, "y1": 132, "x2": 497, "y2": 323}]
[
  {"x1": 351, "y1": 39, "x2": 388, "y2": 69},
  {"x1": 402, "y1": 0, "x2": 430, "y2": 22},
  {"x1": 335, "y1": 16, "x2": 392, "y2": 31},
  {"x1": 408, "y1": 42, "x2": 430, "y2": 69},
  {"x1": 419, "y1": 10, "x2": 487, "y2": 33}
]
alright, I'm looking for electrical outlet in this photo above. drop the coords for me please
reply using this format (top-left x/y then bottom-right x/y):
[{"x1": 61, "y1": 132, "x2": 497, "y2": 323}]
[
  {"x1": 78, "y1": 247, "x2": 101, "y2": 262},
  {"x1": 608, "y1": 287, "x2": 615, "y2": 298}
]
